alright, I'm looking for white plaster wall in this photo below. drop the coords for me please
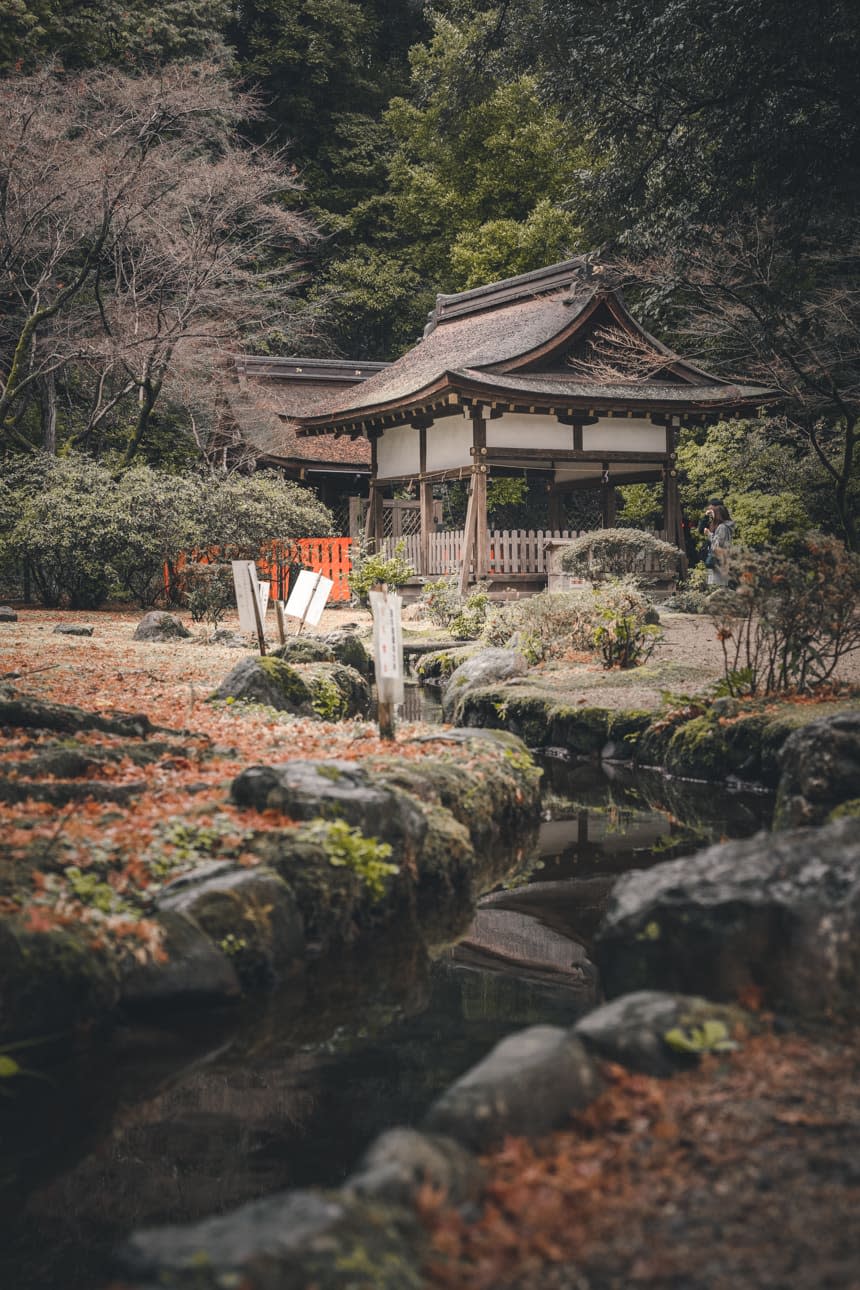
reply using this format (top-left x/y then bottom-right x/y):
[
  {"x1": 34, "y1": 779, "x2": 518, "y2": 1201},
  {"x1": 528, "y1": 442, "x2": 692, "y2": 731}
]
[
  {"x1": 487, "y1": 411, "x2": 574, "y2": 452},
  {"x1": 426, "y1": 418, "x2": 471, "y2": 472},
  {"x1": 582, "y1": 417, "x2": 666, "y2": 453},
  {"x1": 376, "y1": 425, "x2": 420, "y2": 479}
]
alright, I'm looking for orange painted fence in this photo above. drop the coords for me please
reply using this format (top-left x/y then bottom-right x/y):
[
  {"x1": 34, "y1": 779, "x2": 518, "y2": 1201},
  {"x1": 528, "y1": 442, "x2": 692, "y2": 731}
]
[
  {"x1": 166, "y1": 537, "x2": 354, "y2": 604},
  {"x1": 259, "y1": 538, "x2": 353, "y2": 603}
]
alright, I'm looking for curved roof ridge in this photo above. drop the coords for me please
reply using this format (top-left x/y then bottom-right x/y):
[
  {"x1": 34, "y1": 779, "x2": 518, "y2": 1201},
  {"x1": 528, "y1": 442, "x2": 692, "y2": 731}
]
[{"x1": 424, "y1": 257, "x2": 590, "y2": 334}]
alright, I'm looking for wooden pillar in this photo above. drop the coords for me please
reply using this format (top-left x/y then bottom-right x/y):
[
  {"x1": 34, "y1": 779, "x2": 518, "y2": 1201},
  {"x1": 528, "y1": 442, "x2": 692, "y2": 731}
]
[
  {"x1": 472, "y1": 408, "x2": 489, "y2": 579},
  {"x1": 548, "y1": 482, "x2": 563, "y2": 533},
  {"x1": 418, "y1": 424, "x2": 433, "y2": 576},
  {"x1": 663, "y1": 464, "x2": 684, "y2": 550},
  {"x1": 365, "y1": 434, "x2": 384, "y2": 548},
  {"x1": 600, "y1": 463, "x2": 616, "y2": 528}
]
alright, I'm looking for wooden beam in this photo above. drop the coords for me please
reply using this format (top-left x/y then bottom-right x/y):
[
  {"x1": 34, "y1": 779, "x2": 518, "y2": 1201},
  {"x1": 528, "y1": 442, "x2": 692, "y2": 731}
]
[
  {"x1": 483, "y1": 447, "x2": 668, "y2": 464},
  {"x1": 553, "y1": 469, "x2": 664, "y2": 493}
]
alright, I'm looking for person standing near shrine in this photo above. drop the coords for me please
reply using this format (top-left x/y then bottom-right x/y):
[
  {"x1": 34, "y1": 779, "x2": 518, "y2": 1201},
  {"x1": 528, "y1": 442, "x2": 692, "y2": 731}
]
[{"x1": 704, "y1": 502, "x2": 735, "y2": 586}]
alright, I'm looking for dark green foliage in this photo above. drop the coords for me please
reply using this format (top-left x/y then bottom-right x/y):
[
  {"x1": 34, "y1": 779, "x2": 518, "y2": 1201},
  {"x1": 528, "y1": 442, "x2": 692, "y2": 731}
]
[
  {"x1": 0, "y1": 454, "x2": 333, "y2": 608},
  {"x1": 536, "y1": 0, "x2": 860, "y2": 244},
  {"x1": 0, "y1": 0, "x2": 231, "y2": 71}
]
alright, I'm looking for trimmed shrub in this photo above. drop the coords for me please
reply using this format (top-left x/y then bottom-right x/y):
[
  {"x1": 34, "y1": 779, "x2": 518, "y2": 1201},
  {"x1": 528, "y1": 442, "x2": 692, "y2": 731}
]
[{"x1": 560, "y1": 528, "x2": 683, "y2": 582}]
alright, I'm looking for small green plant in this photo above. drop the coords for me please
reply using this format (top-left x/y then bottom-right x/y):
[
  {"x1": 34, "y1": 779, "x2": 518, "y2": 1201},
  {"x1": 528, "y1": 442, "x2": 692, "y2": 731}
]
[
  {"x1": 314, "y1": 819, "x2": 399, "y2": 898},
  {"x1": 664, "y1": 1019, "x2": 739, "y2": 1055},
  {"x1": 450, "y1": 588, "x2": 490, "y2": 640},
  {"x1": 348, "y1": 539, "x2": 415, "y2": 605},
  {"x1": 593, "y1": 610, "x2": 662, "y2": 669},
  {"x1": 481, "y1": 577, "x2": 655, "y2": 666},
  {"x1": 219, "y1": 934, "x2": 248, "y2": 957},
  {"x1": 185, "y1": 563, "x2": 235, "y2": 629},
  {"x1": 663, "y1": 564, "x2": 712, "y2": 613},
  {"x1": 65, "y1": 866, "x2": 135, "y2": 915}
]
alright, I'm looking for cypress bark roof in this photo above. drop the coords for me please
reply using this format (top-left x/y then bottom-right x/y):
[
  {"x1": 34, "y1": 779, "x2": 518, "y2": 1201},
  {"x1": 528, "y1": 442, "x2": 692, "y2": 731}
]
[{"x1": 293, "y1": 259, "x2": 777, "y2": 436}]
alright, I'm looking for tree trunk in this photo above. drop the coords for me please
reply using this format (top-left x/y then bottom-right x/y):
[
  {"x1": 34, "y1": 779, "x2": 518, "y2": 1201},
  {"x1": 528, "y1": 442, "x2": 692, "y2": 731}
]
[{"x1": 40, "y1": 370, "x2": 57, "y2": 454}]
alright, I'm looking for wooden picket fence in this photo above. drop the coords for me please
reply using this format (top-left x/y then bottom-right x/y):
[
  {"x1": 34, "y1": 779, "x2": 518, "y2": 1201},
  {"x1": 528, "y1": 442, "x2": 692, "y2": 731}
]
[{"x1": 382, "y1": 529, "x2": 582, "y2": 577}]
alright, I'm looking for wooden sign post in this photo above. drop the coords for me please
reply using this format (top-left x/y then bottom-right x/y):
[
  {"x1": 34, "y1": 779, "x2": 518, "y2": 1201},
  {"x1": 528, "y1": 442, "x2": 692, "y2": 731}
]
[
  {"x1": 369, "y1": 587, "x2": 404, "y2": 741},
  {"x1": 283, "y1": 568, "x2": 334, "y2": 634},
  {"x1": 231, "y1": 560, "x2": 269, "y2": 655}
]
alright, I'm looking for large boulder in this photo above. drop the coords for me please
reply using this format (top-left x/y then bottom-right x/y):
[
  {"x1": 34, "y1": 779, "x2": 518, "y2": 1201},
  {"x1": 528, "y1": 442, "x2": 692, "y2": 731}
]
[
  {"x1": 231, "y1": 759, "x2": 427, "y2": 855},
  {"x1": 157, "y1": 864, "x2": 304, "y2": 989},
  {"x1": 423, "y1": 1024, "x2": 600, "y2": 1151},
  {"x1": 132, "y1": 611, "x2": 190, "y2": 642},
  {"x1": 210, "y1": 656, "x2": 315, "y2": 715},
  {"x1": 441, "y1": 648, "x2": 528, "y2": 722},
  {"x1": 595, "y1": 817, "x2": 860, "y2": 1017},
  {"x1": 118, "y1": 1188, "x2": 424, "y2": 1290},
  {"x1": 0, "y1": 605, "x2": 18, "y2": 623},
  {"x1": 52, "y1": 623, "x2": 93, "y2": 636},
  {"x1": 773, "y1": 712, "x2": 860, "y2": 829}
]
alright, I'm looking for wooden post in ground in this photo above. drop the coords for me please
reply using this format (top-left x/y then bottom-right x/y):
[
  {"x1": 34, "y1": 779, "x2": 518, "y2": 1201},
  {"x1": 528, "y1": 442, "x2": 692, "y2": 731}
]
[
  {"x1": 418, "y1": 424, "x2": 433, "y2": 576},
  {"x1": 247, "y1": 566, "x2": 267, "y2": 656},
  {"x1": 369, "y1": 584, "x2": 404, "y2": 741},
  {"x1": 458, "y1": 472, "x2": 479, "y2": 598}
]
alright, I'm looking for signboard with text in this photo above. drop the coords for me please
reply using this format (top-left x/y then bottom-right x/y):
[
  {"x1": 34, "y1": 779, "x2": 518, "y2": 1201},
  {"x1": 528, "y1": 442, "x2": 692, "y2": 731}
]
[{"x1": 284, "y1": 568, "x2": 333, "y2": 628}]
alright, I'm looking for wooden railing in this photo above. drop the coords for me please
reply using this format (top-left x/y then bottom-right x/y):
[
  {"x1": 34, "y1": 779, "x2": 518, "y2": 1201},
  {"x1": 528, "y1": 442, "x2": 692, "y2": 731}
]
[{"x1": 381, "y1": 530, "x2": 583, "y2": 577}]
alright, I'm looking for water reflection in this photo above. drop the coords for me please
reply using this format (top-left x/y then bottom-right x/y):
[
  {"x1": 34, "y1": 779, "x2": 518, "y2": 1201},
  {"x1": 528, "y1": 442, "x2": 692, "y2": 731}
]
[
  {"x1": 452, "y1": 752, "x2": 772, "y2": 1005},
  {"x1": 0, "y1": 741, "x2": 773, "y2": 1290}
]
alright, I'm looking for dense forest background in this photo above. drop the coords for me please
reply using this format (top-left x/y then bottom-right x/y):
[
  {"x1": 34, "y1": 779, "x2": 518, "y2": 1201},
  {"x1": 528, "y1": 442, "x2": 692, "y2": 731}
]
[{"x1": 1, "y1": 0, "x2": 858, "y2": 549}]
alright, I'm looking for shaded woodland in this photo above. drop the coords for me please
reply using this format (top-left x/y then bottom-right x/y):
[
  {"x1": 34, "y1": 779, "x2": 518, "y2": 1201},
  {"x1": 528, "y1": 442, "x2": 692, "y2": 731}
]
[{"x1": 0, "y1": 0, "x2": 857, "y2": 548}]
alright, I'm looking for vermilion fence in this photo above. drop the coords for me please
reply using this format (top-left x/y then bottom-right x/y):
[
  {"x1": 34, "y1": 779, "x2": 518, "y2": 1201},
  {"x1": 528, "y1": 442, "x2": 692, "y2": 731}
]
[
  {"x1": 260, "y1": 538, "x2": 353, "y2": 603},
  {"x1": 166, "y1": 537, "x2": 354, "y2": 604}
]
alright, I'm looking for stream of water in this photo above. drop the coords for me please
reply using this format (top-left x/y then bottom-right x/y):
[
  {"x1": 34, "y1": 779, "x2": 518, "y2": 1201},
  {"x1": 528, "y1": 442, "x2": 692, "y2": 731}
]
[{"x1": 0, "y1": 685, "x2": 773, "y2": 1290}]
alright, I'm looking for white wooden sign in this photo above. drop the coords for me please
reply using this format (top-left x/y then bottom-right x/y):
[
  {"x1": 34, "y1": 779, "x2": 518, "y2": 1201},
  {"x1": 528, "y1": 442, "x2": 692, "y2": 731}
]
[
  {"x1": 369, "y1": 589, "x2": 404, "y2": 704},
  {"x1": 231, "y1": 561, "x2": 269, "y2": 635},
  {"x1": 284, "y1": 568, "x2": 333, "y2": 627}
]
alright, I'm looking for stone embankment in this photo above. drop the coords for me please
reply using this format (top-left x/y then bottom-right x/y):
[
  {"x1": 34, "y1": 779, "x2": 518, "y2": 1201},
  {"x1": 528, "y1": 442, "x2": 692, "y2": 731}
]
[
  {"x1": 118, "y1": 811, "x2": 860, "y2": 1289},
  {"x1": 0, "y1": 681, "x2": 541, "y2": 1044},
  {"x1": 428, "y1": 646, "x2": 860, "y2": 791}
]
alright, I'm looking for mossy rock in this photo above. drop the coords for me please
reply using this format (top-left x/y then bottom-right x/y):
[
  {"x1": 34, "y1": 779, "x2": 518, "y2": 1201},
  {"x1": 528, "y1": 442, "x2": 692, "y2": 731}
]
[
  {"x1": 415, "y1": 646, "x2": 476, "y2": 683},
  {"x1": 250, "y1": 824, "x2": 414, "y2": 952},
  {"x1": 303, "y1": 662, "x2": 371, "y2": 719},
  {"x1": 271, "y1": 638, "x2": 336, "y2": 665},
  {"x1": 210, "y1": 657, "x2": 370, "y2": 721},
  {"x1": 209, "y1": 655, "x2": 316, "y2": 715},
  {"x1": 323, "y1": 630, "x2": 374, "y2": 679},
  {"x1": 0, "y1": 920, "x2": 120, "y2": 1042},
  {"x1": 157, "y1": 866, "x2": 305, "y2": 990}
]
